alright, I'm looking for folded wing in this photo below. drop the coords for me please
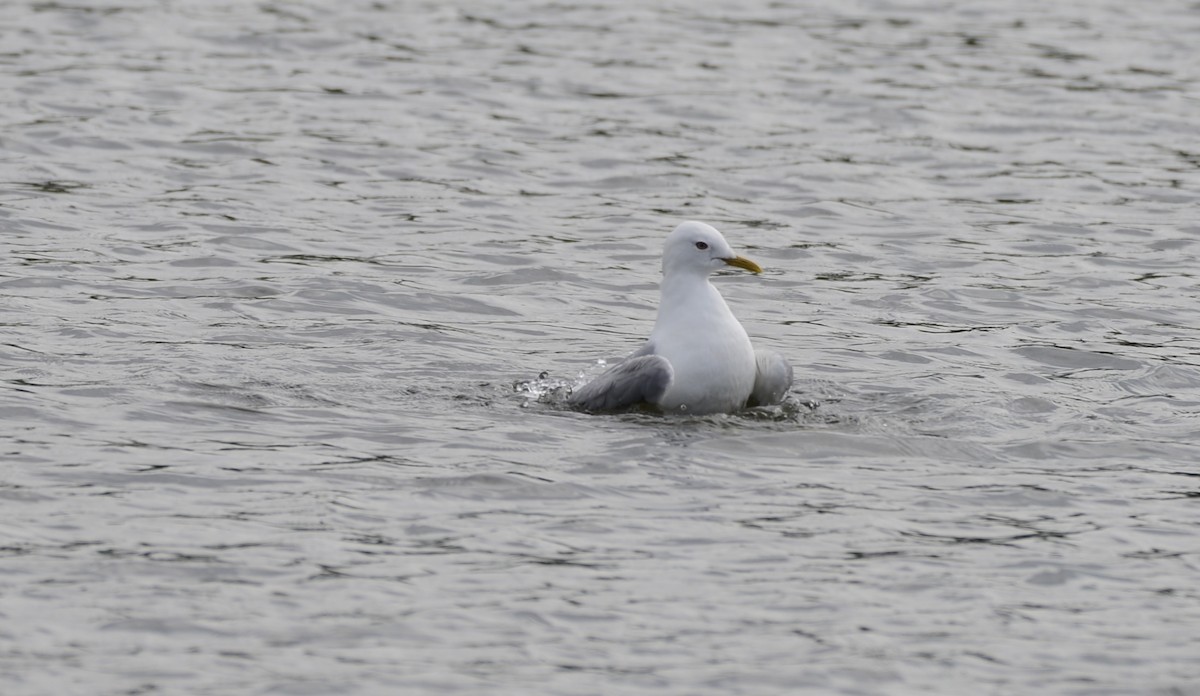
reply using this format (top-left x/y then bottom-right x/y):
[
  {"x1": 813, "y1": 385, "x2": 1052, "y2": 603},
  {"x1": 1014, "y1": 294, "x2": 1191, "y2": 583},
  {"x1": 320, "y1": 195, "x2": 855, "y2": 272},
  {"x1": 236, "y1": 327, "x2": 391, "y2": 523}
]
[
  {"x1": 748, "y1": 350, "x2": 792, "y2": 407},
  {"x1": 568, "y1": 355, "x2": 674, "y2": 412}
]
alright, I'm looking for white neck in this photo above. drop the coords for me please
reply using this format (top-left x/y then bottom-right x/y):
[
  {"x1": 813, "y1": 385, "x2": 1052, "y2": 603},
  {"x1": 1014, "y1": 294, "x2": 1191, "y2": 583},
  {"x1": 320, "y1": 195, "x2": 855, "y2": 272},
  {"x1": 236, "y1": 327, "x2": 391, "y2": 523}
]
[{"x1": 654, "y1": 271, "x2": 730, "y2": 332}]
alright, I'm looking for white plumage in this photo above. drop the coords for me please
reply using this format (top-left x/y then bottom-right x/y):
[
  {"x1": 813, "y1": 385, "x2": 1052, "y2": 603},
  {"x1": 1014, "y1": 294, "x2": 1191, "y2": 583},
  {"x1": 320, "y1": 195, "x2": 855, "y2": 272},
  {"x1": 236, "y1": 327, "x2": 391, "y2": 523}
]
[{"x1": 569, "y1": 221, "x2": 792, "y2": 415}]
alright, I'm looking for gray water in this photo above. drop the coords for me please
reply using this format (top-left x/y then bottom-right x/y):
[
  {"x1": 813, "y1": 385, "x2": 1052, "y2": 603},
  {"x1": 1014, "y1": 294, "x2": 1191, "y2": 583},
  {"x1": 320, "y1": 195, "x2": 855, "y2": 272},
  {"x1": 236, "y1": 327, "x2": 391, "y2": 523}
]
[{"x1": 2, "y1": 1, "x2": 1199, "y2": 694}]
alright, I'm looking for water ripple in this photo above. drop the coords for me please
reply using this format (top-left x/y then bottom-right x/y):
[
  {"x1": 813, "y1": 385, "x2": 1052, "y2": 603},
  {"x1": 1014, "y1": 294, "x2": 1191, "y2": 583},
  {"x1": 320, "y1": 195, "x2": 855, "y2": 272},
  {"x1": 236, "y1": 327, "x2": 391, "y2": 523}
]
[{"x1": 2, "y1": 1, "x2": 1199, "y2": 694}]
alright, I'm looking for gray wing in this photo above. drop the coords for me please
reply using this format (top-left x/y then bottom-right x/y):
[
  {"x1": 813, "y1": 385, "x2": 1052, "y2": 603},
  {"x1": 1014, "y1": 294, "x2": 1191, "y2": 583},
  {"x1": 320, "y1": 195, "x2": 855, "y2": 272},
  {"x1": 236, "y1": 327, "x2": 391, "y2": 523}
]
[
  {"x1": 627, "y1": 340, "x2": 656, "y2": 359},
  {"x1": 568, "y1": 354, "x2": 674, "y2": 412},
  {"x1": 748, "y1": 350, "x2": 792, "y2": 407}
]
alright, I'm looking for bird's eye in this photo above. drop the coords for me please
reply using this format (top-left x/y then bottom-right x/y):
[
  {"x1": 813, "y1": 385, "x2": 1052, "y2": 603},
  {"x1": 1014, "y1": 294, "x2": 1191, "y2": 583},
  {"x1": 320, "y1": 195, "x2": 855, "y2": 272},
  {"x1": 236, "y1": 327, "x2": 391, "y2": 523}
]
[{"x1": 695, "y1": 241, "x2": 708, "y2": 250}]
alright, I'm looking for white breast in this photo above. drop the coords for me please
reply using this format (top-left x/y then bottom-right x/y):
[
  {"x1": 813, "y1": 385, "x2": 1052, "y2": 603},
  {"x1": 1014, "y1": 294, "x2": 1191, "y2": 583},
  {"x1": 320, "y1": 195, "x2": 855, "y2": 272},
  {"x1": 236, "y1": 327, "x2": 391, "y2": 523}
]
[{"x1": 649, "y1": 281, "x2": 757, "y2": 414}]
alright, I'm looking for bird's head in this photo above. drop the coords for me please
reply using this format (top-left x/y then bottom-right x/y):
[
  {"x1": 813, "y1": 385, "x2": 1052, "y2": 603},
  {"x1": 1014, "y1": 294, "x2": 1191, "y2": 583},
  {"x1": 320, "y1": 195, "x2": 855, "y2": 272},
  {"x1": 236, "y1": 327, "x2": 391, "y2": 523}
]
[{"x1": 662, "y1": 221, "x2": 762, "y2": 278}]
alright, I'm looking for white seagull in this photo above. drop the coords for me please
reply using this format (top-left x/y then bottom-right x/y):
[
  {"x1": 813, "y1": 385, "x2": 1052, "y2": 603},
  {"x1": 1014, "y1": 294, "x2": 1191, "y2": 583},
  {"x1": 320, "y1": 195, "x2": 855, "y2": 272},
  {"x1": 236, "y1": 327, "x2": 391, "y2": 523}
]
[{"x1": 569, "y1": 221, "x2": 792, "y2": 414}]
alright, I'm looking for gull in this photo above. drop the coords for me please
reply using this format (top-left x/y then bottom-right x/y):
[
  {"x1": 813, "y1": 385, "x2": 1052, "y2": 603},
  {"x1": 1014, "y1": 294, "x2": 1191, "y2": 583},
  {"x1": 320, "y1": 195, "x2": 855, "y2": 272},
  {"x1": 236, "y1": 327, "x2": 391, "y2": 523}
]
[{"x1": 569, "y1": 221, "x2": 792, "y2": 415}]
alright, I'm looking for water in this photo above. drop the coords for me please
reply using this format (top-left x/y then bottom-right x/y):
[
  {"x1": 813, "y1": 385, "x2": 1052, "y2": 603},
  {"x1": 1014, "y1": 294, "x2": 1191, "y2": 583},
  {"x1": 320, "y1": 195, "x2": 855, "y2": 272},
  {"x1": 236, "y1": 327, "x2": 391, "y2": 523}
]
[{"x1": 2, "y1": 1, "x2": 1199, "y2": 694}]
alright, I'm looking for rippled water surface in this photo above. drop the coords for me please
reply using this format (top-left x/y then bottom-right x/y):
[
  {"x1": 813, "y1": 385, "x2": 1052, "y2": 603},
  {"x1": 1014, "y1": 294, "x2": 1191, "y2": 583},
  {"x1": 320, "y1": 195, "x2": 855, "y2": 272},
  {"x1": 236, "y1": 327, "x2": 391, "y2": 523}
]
[{"x1": 3, "y1": 1, "x2": 1200, "y2": 694}]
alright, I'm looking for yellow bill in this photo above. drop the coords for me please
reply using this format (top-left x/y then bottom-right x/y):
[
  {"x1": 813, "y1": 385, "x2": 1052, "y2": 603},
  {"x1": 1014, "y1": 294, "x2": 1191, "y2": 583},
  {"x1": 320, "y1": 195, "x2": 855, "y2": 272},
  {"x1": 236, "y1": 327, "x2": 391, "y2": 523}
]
[{"x1": 723, "y1": 255, "x2": 763, "y2": 274}]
